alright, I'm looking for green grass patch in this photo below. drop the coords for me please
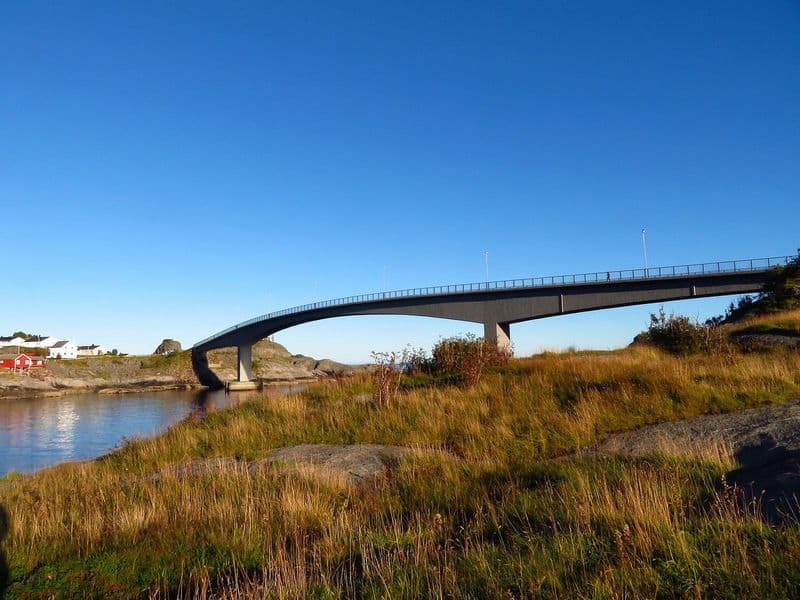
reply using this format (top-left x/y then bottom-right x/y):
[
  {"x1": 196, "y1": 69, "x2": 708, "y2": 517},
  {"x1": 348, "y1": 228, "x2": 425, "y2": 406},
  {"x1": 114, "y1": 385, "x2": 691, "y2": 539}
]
[{"x1": 139, "y1": 350, "x2": 190, "y2": 370}]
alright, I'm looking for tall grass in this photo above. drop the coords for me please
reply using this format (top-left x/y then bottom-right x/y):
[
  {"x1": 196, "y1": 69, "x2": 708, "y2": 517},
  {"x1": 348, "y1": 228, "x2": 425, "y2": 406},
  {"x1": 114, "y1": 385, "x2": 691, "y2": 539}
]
[
  {"x1": 727, "y1": 308, "x2": 800, "y2": 337},
  {"x1": 3, "y1": 344, "x2": 800, "y2": 598}
]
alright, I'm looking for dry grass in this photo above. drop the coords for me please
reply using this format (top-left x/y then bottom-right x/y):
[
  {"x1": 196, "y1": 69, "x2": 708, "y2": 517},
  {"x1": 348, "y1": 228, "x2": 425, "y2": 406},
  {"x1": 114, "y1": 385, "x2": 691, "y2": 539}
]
[
  {"x1": 727, "y1": 308, "x2": 800, "y2": 337},
  {"x1": 2, "y1": 339, "x2": 800, "y2": 598}
]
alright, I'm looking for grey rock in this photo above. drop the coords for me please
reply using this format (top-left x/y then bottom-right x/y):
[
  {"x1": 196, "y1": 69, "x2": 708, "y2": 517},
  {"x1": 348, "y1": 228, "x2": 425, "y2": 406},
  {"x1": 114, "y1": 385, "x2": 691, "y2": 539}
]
[
  {"x1": 314, "y1": 359, "x2": 354, "y2": 377},
  {"x1": 732, "y1": 334, "x2": 800, "y2": 350},
  {"x1": 152, "y1": 444, "x2": 410, "y2": 486},
  {"x1": 263, "y1": 444, "x2": 408, "y2": 483},
  {"x1": 153, "y1": 339, "x2": 182, "y2": 355},
  {"x1": 594, "y1": 399, "x2": 800, "y2": 459},
  {"x1": 594, "y1": 399, "x2": 800, "y2": 523}
]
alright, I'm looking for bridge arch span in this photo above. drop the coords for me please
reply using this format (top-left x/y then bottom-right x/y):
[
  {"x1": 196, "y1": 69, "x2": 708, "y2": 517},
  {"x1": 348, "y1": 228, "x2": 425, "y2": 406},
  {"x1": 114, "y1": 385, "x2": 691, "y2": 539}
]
[{"x1": 192, "y1": 256, "x2": 791, "y2": 387}]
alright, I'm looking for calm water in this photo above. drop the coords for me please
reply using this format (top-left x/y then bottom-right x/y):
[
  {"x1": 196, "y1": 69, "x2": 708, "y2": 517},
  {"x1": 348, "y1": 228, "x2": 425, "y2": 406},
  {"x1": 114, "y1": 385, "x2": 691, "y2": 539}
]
[{"x1": 0, "y1": 386, "x2": 305, "y2": 476}]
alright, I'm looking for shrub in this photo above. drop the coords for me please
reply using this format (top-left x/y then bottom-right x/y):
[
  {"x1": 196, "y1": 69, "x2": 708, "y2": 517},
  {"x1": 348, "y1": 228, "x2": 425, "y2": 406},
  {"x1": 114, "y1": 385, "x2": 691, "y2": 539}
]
[
  {"x1": 370, "y1": 351, "x2": 403, "y2": 405},
  {"x1": 710, "y1": 257, "x2": 800, "y2": 324},
  {"x1": 758, "y1": 257, "x2": 800, "y2": 313},
  {"x1": 403, "y1": 346, "x2": 434, "y2": 375},
  {"x1": 431, "y1": 333, "x2": 510, "y2": 386},
  {"x1": 641, "y1": 308, "x2": 730, "y2": 355},
  {"x1": 708, "y1": 295, "x2": 757, "y2": 325}
]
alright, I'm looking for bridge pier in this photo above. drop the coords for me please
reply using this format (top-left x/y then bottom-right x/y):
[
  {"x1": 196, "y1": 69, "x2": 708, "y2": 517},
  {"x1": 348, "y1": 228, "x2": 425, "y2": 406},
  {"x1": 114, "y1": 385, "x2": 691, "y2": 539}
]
[
  {"x1": 484, "y1": 320, "x2": 512, "y2": 354},
  {"x1": 237, "y1": 343, "x2": 254, "y2": 382}
]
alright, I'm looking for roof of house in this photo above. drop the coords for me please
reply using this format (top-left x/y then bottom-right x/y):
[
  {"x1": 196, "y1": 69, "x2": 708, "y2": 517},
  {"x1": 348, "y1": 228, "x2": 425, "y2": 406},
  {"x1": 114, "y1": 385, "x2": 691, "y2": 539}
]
[
  {"x1": 50, "y1": 340, "x2": 73, "y2": 348},
  {"x1": 0, "y1": 353, "x2": 32, "y2": 360},
  {"x1": 77, "y1": 344, "x2": 101, "y2": 350},
  {"x1": 0, "y1": 336, "x2": 22, "y2": 342}
]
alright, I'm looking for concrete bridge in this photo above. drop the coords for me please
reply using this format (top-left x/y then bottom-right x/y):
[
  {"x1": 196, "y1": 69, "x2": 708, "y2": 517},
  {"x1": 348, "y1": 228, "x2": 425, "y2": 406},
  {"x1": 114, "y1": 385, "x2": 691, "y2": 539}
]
[{"x1": 192, "y1": 255, "x2": 792, "y2": 388}]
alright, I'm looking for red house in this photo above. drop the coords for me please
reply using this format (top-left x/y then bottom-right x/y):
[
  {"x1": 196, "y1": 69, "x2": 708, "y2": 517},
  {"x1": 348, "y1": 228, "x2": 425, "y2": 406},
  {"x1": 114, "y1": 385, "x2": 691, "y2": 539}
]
[{"x1": 0, "y1": 353, "x2": 46, "y2": 370}]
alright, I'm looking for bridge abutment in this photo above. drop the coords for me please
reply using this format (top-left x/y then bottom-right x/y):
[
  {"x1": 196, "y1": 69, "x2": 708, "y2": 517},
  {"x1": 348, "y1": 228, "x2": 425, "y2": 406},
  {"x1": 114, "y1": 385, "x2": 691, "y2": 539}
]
[
  {"x1": 484, "y1": 320, "x2": 512, "y2": 354},
  {"x1": 191, "y1": 348, "x2": 224, "y2": 389},
  {"x1": 237, "y1": 343, "x2": 254, "y2": 382}
]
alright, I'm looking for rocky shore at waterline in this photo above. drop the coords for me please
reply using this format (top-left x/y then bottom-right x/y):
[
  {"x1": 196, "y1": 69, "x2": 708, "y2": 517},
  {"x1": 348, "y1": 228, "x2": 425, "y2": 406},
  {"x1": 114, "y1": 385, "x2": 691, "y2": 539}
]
[{"x1": 0, "y1": 339, "x2": 360, "y2": 400}]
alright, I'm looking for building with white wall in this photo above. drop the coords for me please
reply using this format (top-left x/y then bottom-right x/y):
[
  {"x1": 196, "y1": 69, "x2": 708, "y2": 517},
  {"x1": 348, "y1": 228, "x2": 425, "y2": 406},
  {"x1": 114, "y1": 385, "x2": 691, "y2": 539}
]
[
  {"x1": 21, "y1": 335, "x2": 58, "y2": 349},
  {"x1": 48, "y1": 341, "x2": 78, "y2": 359},
  {"x1": 0, "y1": 336, "x2": 25, "y2": 347},
  {"x1": 77, "y1": 344, "x2": 107, "y2": 356}
]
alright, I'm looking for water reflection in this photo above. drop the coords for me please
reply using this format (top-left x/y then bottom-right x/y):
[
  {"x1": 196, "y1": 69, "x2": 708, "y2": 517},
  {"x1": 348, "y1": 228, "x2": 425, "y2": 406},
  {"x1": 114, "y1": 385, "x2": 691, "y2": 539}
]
[
  {"x1": 0, "y1": 385, "x2": 305, "y2": 476},
  {"x1": 190, "y1": 388, "x2": 214, "y2": 420}
]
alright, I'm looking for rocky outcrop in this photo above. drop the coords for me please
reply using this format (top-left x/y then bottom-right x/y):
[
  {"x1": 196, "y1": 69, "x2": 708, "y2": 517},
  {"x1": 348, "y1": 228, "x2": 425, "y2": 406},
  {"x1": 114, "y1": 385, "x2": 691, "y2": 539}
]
[
  {"x1": 594, "y1": 399, "x2": 800, "y2": 523},
  {"x1": 731, "y1": 333, "x2": 800, "y2": 351},
  {"x1": 153, "y1": 444, "x2": 410, "y2": 486},
  {"x1": 1, "y1": 338, "x2": 360, "y2": 399},
  {"x1": 200, "y1": 341, "x2": 363, "y2": 383},
  {"x1": 153, "y1": 339, "x2": 182, "y2": 355},
  {"x1": 266, "y1": 444, "x2": 407, "y2": 483},
  {"x1": 314, "y1": 359, "x2": 354, "y2": 377}
]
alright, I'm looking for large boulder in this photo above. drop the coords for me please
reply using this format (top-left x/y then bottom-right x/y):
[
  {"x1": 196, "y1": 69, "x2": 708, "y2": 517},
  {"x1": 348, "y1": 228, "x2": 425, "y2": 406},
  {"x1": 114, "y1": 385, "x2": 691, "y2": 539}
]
[
  {"x1": 314, "y1": 359, "x2": 354, "y2": 377},
  {"x1": 153, "y1": 339, "x2": 182, "y2": 355},
  {"x1": 593, "y1": 399, "x2": 800, "y2": 524},
  {"x1": 152, "y1": 444, "x2": 411, "y2": 486}
]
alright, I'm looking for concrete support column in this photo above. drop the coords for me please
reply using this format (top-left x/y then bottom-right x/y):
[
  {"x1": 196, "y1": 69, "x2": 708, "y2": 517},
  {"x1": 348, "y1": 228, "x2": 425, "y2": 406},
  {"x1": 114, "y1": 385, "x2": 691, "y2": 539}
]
[
  {"x1": 484, "y1": 320, "x2": 512, "y2": 354},
  {"x1": 237, "y1": 343, "x2": 254, "y2": 382}
]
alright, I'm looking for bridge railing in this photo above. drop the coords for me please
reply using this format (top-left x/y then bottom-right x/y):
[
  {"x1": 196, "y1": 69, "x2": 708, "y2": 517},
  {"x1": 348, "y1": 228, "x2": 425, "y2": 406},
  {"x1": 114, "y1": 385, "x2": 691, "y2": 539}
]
[{"x1": 194, "y1": 255, "x2": 795, "y2": 347}]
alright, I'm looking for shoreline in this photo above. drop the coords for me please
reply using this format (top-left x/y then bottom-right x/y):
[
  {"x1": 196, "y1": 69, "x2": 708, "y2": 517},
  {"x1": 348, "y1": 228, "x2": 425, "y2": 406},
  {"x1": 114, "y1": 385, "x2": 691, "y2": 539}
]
[{"x1": 0, "y1": 376, "x2": 322, "y2": 401}]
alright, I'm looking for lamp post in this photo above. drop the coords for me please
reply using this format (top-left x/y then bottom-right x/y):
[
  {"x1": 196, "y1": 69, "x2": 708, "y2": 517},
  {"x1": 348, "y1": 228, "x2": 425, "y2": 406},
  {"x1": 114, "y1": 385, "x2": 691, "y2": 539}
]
[
  {"x1": 484, "y1": 251, "x2": 489, "y2": 283},
  {"x1": 641, "y1": 228, "x2": 648, "y2": 275}
]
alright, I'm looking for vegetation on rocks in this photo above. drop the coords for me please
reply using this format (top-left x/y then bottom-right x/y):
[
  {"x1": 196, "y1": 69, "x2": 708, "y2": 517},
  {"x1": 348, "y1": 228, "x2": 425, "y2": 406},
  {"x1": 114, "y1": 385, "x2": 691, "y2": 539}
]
[
  {"x1": 753, "y1": 256, "x2": 800, "y2": 314},
  {"x1": 2, "y1": 308, "x2": 800, "y2": 597},
  {"x1": 715, "y1": 256, "x2": 800, "y2": 323},
  {"x1": 635, "y1": 258, "x2": 800, "y2": 356},
  {"x1": 634, "y1": 308, "x2": 730, "y2": 355}
]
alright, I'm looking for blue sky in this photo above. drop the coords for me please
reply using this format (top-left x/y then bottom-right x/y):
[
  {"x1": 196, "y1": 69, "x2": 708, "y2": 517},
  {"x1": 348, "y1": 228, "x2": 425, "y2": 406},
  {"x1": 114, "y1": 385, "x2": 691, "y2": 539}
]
[{"x1": 1, "y1": 1, "x2": 798, "y2": 361}]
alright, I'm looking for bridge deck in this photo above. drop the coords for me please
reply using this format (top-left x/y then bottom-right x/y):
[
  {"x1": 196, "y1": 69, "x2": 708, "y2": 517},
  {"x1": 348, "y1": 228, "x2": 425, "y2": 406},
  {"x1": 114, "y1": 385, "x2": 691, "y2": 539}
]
[{"x1": 194, "y1": 255, "x2": 792, "y2": 350}]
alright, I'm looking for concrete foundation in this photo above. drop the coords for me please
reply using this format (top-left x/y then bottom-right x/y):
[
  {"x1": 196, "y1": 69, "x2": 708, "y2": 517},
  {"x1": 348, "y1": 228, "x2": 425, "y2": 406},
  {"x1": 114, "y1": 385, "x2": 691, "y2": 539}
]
[
  {"x1": 237, "y1": 343, "x2": 254, "y2": 382},
  {"x1": 227, "y1": 380, "x2": 261, "y2": 392},
  {"x1": 484, "y1": 321, "x2": 512, "y2": 354}
]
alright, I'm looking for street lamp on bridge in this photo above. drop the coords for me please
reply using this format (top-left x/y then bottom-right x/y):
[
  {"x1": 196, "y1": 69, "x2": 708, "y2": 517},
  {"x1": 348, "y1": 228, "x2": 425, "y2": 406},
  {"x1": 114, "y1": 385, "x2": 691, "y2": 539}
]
[{"x1": 641, "y1": 228, "x2": 648, "y2": 275}]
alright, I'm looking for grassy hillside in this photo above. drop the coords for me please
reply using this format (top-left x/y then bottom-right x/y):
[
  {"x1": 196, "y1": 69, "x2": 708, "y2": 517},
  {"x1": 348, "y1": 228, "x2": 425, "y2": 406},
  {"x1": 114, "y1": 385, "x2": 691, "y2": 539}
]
[
  {"x1": 44, "y1": 351, "x2": 196, "y2": 381},
  {"x1": 2, "y1": 322, "x2": 800, "y2": 598},
  {"x1": 719, "y1": 257, "x2": 800, "y2": 323},
  {"x1": 727, "y1": 308, "x2": 800, "y2": 338}
]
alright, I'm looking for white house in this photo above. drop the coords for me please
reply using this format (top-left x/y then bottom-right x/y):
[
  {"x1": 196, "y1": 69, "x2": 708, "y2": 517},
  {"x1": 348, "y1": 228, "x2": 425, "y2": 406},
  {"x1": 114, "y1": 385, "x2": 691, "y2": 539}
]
[
  {"x1": 48, "y1": 340, "x2": 78, "y2": 359},
  {"x1": 77, "y1": 344, "x2": 107, "y2": 356},
  {"x1": 21, "y1": 335, "x2": 58, "y2": 349},
  {"x1": 0, "y1": 336, "x2": 25, "y2": 347}
]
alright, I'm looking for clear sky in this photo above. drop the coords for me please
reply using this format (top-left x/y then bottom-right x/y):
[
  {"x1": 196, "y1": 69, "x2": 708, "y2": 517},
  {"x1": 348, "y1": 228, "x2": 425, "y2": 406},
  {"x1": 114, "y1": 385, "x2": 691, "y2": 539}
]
[{"x1": 1, "y1": 1, "x2": 798, "y2": 361}]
